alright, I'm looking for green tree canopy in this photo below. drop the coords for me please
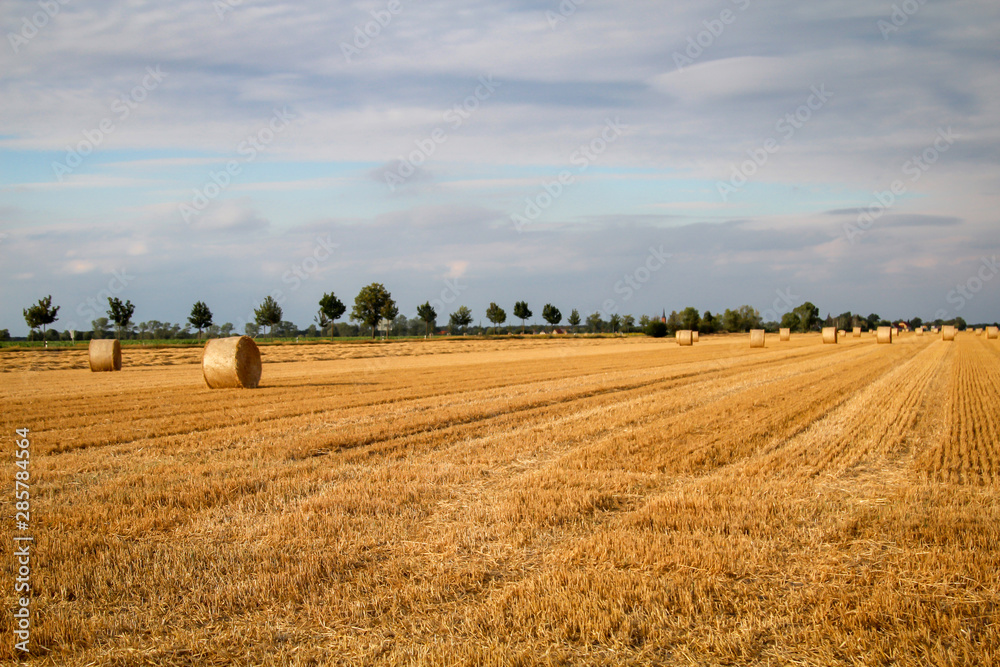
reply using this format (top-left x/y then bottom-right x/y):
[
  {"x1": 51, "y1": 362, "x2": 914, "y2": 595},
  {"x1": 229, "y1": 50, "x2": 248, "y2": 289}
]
[
  {"x1": 542, "y1": 304, "x2": 561, "y2": 330},
  {"x1": 513, "y1": 300, "x2": 532, "y2": 333},
  {"x1": 351, "y1": 283, "x2": 398, "y2": 339},
  {"x1": 567, "y1": 309, "x2": 581, "y2": 331},
  {"x1": 609, "y1": 313, "x2": 622, "y2": 334},
  {"x1": 23, "y1": 295, "x2": 60, "y2": 338},
  {"x1": 680, "y1": 306, "x2": 700, "y2": 331},
  {"x1": 416, "y1": 301, "x2": 437, "y2": 336},
  {"x1": 318, "y1": 292, "x2": 347, "y2": 338},
  {"x1": 645, "y1": 320, "x2": 667, "y2": 337},
  {"x1": 793, "y1": 302, "x2": 820, "y2": 332},
  {"x1": 254, "y1": 295, "x2": 283, "y2": 337},
  {"x1": 780, "y1": 311, "x2": 801, "y2": 332},
  {"x1": 485, "y1": 302, "x2": 506, "y2": 334},
  {"x1": 188, "y1": 301, "x2": 213, "y2": 339},
  {"x1": 107, "y1": 297, "x2": 135, "y2": 340},
  {"x1": 449, "y1": 306, "x2": 473, "y2": 333},
  {"x1": 701, "y1": 310, "x2": 717, "y2": 334}
]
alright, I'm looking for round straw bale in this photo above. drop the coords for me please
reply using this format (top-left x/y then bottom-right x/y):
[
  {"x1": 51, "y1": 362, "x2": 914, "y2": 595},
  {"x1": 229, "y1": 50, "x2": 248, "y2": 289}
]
[
  {"x1": 852, "y1": 327, "x2": 861, "y2": 337},
  {"x1": 942, "y1": 325, "x2": 956, "y2": 341},
  {"x1": 876, "y1": 326, "x2": 892, "y2": 344},
  {"x1": 676, "y1": 329, "x2": 693, "y2": 346},
  {"x1": 749, "y1": 329, "x2": 765, "y2": 348},
  {"x1": 987, "y1": 326, "x2": 998, "y2": 339},
  {"x1": 202, "y1": 336, "x2": 262, "y2": 388},
  {"x1": 779, "y1": 327, "x2": 791, "y2": 341},
  {"x1": 822, "y1": 327, "x2": 838, "y2": 344},
  {"x1": 89, "y1": 339, "x2": 121, "y2": 372},
  {"x1": 692, "y1": 330, "x2": 700, "y2": 343},
  {"x1": 916, "y1": 326, "x2": 924, "y2": 335}
]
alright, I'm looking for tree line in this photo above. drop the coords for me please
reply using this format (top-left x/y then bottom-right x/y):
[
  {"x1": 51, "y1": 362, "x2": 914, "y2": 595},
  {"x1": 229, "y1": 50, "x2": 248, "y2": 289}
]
[{"x1": 11, "y1": 288, "x2": 984, "y2": 343}]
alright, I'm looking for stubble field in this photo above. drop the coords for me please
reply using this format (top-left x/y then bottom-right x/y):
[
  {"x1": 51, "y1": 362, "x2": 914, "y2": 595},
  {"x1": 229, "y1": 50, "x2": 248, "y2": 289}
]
[{"x1": 1, "y1": 332, "x2": 999, "y2": 665}]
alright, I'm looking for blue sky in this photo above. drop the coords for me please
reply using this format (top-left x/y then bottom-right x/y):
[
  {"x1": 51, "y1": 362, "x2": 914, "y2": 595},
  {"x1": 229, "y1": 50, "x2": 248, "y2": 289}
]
[{"x1": 2, "y1": 0, "x2": 999, "y2": 335}]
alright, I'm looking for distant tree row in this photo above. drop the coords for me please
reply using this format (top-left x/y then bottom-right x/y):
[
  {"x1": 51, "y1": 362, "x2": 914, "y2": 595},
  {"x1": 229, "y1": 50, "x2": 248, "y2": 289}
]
[{"x1": 15, "y1": 292, "x2": 984, "y2": 343}]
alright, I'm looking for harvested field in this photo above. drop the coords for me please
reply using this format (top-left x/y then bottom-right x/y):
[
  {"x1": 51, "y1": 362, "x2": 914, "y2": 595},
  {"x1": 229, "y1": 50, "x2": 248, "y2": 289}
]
[{"x1": 2, "y1": 334, "x2": 999, "y2": 665}]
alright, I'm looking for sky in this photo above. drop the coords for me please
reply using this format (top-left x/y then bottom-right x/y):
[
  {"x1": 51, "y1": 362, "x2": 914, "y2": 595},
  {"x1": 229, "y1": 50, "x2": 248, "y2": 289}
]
[{"x1": 2, "y1": 0, "x2": 999, "y2": 336}]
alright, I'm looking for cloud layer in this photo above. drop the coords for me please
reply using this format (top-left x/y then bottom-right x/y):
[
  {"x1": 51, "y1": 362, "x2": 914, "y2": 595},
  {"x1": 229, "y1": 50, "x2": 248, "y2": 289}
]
[{"x1": 2, "y1": 0, "x2": 999, "y2": 334}]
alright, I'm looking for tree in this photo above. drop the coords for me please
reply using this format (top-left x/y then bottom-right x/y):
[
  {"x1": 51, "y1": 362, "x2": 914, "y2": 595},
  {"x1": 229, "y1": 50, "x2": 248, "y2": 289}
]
[
  {"x1": 542, "y1": 304, "x2": 561, "y2": 331},
  {"x1": 254, "y1": 295, "x2": 283, "y2": 338},
  {"x1": 449, "y1": 306, "x2": 473, "y2": 334},
  {"x1": 416, "y1": 301, "x2": 437, "y2": 336},
  {"x1": 780, "y1": 311, "x2": 801, "y2": 332},
  {"x1": 586, "y1": 312, "x2": 604, "y2": 333},
  {"x1": 23, "y1": 295, "x2": 60, "y2": 340},
  {"x1": 680, "y1": 306, "x2": 700, "y2": 331},
  {"x1": 188, "y1": 301, "x2": 213, "y2": 340},
  {"x1": 701, "y1": 311, "x2": 717, "y2": 334},
  {"x1": 646, "y1": 320, "x2": 667, "y2": 337},
  {"x1": 622, "y1": 314, "x2": 635, "y2": 333},
  {"x1": 107, "y1": 297, "x2": 135, "y2": 340},
  {"x1": 665, "y1": 310, "x2": 682, "y2": 334},
  {"x1": 737, "y1": 305, "x2": 763, "y2": 331},
  {"x1": 272, "y1": 320, "x2": 298, "y2": 337},
  {"x1": 485, "y1": 302, "x2": 506, "y2": 334},
  {"x1": 567, "y1": 309, "x2": 581, "y2": 332},
  {"x1": 318, "y1": 292, "x2": 347, "y2": 339},
  {"x1": 638, "y1": 314, "x2": 651, "y2": 329},
  {"x1": 351, "y1": 283, "x2": 397, "y2": 340},
  {"x1": 220, "y1": 322, "x2": 234, "y2": 337},
  {"x1": 609, "y1": 313, "x2": 622, "y2": 334},
  {"x1": 315, "y1": 310, "x2": 331, "y2": 337},
  {"x1": 513, "y1": 301, "x2": 532, "y2": 334},
  {"x1": 793, "y1": 302, "x2": 820, "y2": 332}
]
